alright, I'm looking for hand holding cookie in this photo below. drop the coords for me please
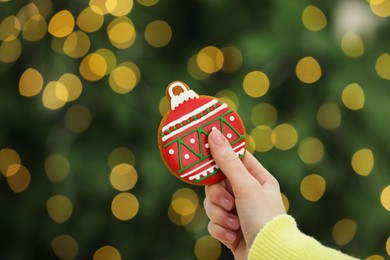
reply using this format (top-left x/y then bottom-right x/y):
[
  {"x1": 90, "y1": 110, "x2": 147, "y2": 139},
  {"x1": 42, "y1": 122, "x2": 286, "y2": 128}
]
[{"x1": 204, "y1": 129, "x2": 286, "y2": 259}]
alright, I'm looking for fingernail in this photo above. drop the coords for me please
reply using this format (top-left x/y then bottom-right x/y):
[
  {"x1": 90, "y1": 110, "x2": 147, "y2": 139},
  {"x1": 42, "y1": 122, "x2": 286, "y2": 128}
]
[
  {"x1": 225, "y1": 232, "x2": 236, "y2": 243},
  {"x1": 221, "y1": 199, "x2": 233, "y2": 211},
  {"x1": 226, "y1": 218, "x2": 240, "y2": 230},
  {"x1": 210, "y1": 129, "x2": 225, "y2": 145}
]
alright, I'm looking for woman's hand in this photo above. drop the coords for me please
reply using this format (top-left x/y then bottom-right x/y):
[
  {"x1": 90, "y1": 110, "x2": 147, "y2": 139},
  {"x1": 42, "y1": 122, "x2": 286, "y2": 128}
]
[{"x1": 204, "y1": 129, "x2": 286, "y2": 259}]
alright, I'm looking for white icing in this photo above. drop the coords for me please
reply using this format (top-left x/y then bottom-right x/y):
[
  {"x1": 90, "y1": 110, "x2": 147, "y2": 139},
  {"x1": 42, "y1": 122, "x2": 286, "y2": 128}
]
[
  {"x1": 168, "y1": 81, "x2": 199, "y2": 111},
  {"x1": 184, "y1": 154, "x2": 190, "y2": 159},
  {"x1": 180, "y1": 158, "x2": 214, "y2": 178},
  {"x1": 162, "y1": 103, "x2": 228, "y2": 142},
  {"x1": 169, "y1": 149, "x2": 174, "y2": 155},
  {"x1": 180, "y1": 141, "x2": 246, "y2": 179},
  {"x1": 233, "y1": 141, "x2": 246, "y2": 152},
  {"x1": 229, "y1": 116, "x2": 235, "y2": 121},
  {"x1": 189, "y1": 165, "x2": 219, "y2": 180},
  {"x1": 190, "y1": 138, "x2": 196, "y2": 144},
  {"x1": 227, "y1": 133, "x2": 232, "y2": 139},
  {"x1": 205, "y1": 143, "x2": 210, "y2": 149},
  {"x1": 162, "y1": 99, "x2": 218, "y2": 132}
]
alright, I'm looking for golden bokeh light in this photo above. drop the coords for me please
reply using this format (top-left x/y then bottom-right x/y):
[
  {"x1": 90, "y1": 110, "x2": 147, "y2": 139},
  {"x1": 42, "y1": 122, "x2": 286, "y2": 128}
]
[
  {"x1": 19, "y1": 68, "x2": 44, "y2": 97},
  {"x1": 296, "y1": 56, "x2": 322, "y2": 84},
  {"x1": 351, "y1": 148, "x2": 374, "y2": 176},
  {"x1": 51, "y1": 234, "x2": 79, "y2": 260},
  {"x1": 271, "y1": 123, "x2": 298, "y2": 151},
  {"x1": 79, "y1": 53, "x2": 107, "y2": 81},
  {"x1": 341, "y1": 83, "x2": 365, "y2": 110},
  {"x1": 215, "y1": 90, "x2": 239, "y2": 111},
  {"x1": 300, "y1": 174, "x2": 326, "y2": 202},
  {"x1": 365, "y1": 255, "x2": 385, "y2": 260},
  {"x1": 159, "y1": 96, "x2": 169, "y2": 116},
  {"x1": 42, "y1": 81, "x2": 68, "y2": 110},
  {"x1": 221, "y1": 45, "x2": 243, "y2": 73},
  {"x1": 250, "y1": 125, "x2": 273, "y2": 152},
  {"x1": 0, "y1": 15, "x2": 21, "y2": 42},
  {"x1": 380, "y1": 185, "x2": 390, "y2": 211},
  {"x1": 243, "y1": 71, "x2": 270, "y2": 98},
  {"x1": 332, "y1": 219, "x2": 357, "y2": 246},
  {"x1": 168, "y1": 203, "x2": 195, "y2": 226},
  {"x1": 32, "y1": 0, "x2": 53, "y2": 18},
  {"x1": 298, "y1": 137, "x2": 324, "y2": 165},
  {"x1": 111, "y1": 192, "x2": 139, "y2": 221},
  {"x1": 96, "y1": 48, "x2": 117, "y2": 75},
  {"x1": 7, "y1": 165, "x2": 31, "y2": 193},
  {"x1": 45, "y1": 154, "x2": 70, "y2": 182},
  {"x1": 47, "y1": 195, "x2": 73, "y2": 223},
  {"x1": 171, "y1": 188, "x2": 199, "y2": 214},
  {"x1": 16, "y1": 3, "x2": 40, "y2": 23},
  {"x1": 109, "y1": 62, "x2": 140, "y2": 94},
  {"x1": 251, "y1": 103, "x2": 278, "y2": 127},
  {"x1": 107, "y1": 17, "x2": 136, "y2": 49},
  {"x1": 375, "y1": 53, "x2": 390, "y2": 80},
  {"x1": 22, "y1": 14, "x2": 47, "y2": 42},
  {"x1": 341, "y1": 31, "x2": 364, "y2": 58},
  {"x1": 93, "y1": 246, "x2": 121, "y2": 260},
  {"x1": 0, "y1": 38, "x2": 22, "y2": 63},
  {"x1": 168, "y1": 188, "x2": 199, "y2": 226},
  {"x1": 317, "y1": 102, "x2": 342, "y2": 130},
  {"x1": 77, "y1": 7, "x2": 104, "y2": 33},
  {"x1": 63, "y1": 30, "x2": 91, "y2": 58},
  {"x1": 48, "y1": 10, "x2": 75, "y2": 38},
  {"x1": 171, "y1": 198, "x2": 197, "y2": 216},
  {"x1": 58, "y1": 73, "x2": 83, "y2": 102},
  {"x1": 281, "y1": 193, "x2": 290, "y2": 212},
  {"x1": 110, "y1": 0, "x2": 134, "y2": 17},
  {"x1": 51, "y1": 36, "x2": 66, "y2": 54},
  {"x1": 245, "y1": 134, "x2": 256, "y2": 154},
  {"x1": 65, "y1": 105, "x2": 92, "y2": 133},
  {"x1": 108, "y1": 147, "x2": 136, "y2": 169},
  {"x1": 194, "y1": 235, "x2": 222, "y2": 260},
  {"x1": 137, "y1": 0, "x2": 159, "y2": 6},
  {"x1": 110, "y1": 163, "x2": 138, "y2": 191},
  {"x1": 386, "y1": 236, "x2": 390, "y2": 256},
  {"x1": 197, "y1": 46, "x2": 224, "y2": 74},
  {"x1": 302, "y1": 5, "x2": 327, "y2": 31},
  {"x1": 187, "y1": 55, "x2": 210, "y2": 80},
  {"x1": 369, "y1": 0, "x2": 390, "y2": 17},
  {"x1": 0, "y1": 148, "x2": 21, "y2": 177},
  {"x1": 89, "y1": 0, "x2": 110, "y2": 15},
  {"x1": 145, "y1": 20, "x2": 172, "y2": 48}
]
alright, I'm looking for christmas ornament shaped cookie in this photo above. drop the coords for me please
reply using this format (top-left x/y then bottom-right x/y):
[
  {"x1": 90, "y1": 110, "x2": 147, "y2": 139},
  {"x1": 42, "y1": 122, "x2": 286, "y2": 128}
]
[{"x1": 158, "y1": 81, "x2": 246, "y2": 185}]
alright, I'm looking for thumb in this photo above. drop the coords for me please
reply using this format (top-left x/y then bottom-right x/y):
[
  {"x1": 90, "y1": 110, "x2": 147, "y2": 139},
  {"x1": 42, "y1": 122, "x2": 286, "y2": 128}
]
[{"x1": 208, "y1": 129, "x2": 255, "y2": 192}]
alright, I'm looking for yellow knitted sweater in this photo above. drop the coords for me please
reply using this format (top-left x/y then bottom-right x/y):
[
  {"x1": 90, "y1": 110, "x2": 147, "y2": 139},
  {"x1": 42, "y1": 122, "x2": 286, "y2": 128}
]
[{"x1": 248, "y1": 214, "x2": 359, "y2": 259}]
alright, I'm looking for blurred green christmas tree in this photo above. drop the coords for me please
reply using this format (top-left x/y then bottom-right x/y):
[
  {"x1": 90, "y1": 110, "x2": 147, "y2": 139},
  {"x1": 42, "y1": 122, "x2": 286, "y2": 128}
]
[{"x1": 0, "y1": 0, "x2": 390, "y2": 259}]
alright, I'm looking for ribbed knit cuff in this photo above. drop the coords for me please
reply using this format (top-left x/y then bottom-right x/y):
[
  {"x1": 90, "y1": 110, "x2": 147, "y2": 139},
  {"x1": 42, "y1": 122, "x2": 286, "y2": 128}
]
[{"x1": 248, "y1": 214, "x2": 358, "y2": 260}]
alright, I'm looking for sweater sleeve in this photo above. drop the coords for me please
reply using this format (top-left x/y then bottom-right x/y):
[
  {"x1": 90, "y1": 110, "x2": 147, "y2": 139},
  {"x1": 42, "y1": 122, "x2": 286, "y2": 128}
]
[{"x1": 248, "y1": 214, "x2": 359, "y2": 260}]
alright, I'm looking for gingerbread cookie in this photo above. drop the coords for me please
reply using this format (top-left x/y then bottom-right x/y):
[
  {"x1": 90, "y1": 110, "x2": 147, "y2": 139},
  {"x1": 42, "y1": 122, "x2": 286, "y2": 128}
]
[{"x1": 158, "y1": 81, "x2": 246, "y2": 185}]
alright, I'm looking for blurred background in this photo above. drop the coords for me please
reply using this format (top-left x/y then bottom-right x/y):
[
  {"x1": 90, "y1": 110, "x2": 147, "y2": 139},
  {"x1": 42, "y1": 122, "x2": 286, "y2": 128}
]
[{"x1": 0, "y1": 0, "x2": 389, "y2": 259}]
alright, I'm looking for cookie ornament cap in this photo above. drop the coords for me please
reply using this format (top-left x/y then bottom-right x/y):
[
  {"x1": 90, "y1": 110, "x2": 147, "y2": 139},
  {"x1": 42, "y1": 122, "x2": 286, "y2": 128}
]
[{"x1": 158, "y1": 81, "x2": 246, "y2": 185}]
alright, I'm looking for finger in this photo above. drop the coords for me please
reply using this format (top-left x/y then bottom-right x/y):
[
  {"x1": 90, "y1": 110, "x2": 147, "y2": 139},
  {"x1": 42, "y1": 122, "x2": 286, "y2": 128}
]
[
  {"x1": 207, "y1": 221, "x2": 238, "y2": 246},
  {"x1": 241, "y1": 151, "x2": 278, "y2": 188},
  {"x1": 205, "y1": 182, "x2": 235, "y2": 211},
  {"x1": 208, "y1": 129, "x2": 256, "y2": 191},
  {"x1": 203, "y1": 198, "x2": 240, "y2": 231},
  {"x1": 224, "y1": 179, "x2": 234, "y2": 197}
]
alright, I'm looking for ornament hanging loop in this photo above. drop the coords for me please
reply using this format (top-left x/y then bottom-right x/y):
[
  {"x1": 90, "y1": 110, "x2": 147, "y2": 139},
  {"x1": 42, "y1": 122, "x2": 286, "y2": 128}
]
[
  {"x1": 166, "y1": 81, "x2": 199, "y2": 111},
  {"x1": 168, "y1": 81, "x2": 188, "y2": 98}
]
